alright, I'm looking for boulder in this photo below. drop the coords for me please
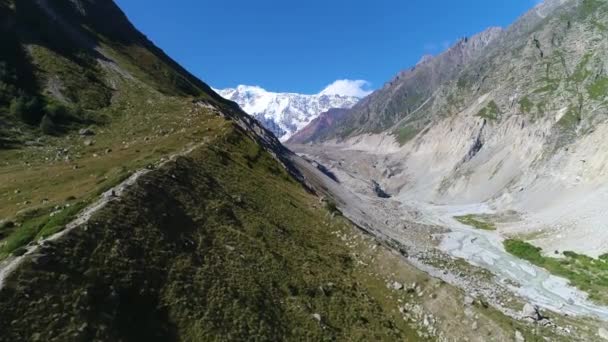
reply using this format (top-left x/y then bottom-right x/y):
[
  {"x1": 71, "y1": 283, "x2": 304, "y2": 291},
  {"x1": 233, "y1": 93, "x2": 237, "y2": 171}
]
[
  {"x1": 79, "y1": 128, "x2": 95, "y2": 136},
  {"x1": 515, "y1": 330, "x2": 525, "y2": 342},
  {"x1": 392, "y1": 281, "x2": 404, "y2": 290},
  {"x1": 599, "y1": 327, "x2": 608, "y2": 341},
  {"x1": 522, "y1": 303, "x2": 542, "y2": 321}
]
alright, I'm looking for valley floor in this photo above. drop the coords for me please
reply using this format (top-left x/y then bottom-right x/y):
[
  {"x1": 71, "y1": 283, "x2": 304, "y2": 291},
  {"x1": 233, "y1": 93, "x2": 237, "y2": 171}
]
[{"x1": 288, "y1": 143, "x2": 608, "y2": 341}]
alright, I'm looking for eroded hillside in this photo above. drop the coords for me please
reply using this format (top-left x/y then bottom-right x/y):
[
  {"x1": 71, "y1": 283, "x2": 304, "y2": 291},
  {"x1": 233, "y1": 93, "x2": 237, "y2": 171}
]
[
  {"x1": 0, "y1": 0, "x2": 565, "y2": 341},
  {"x1": 286, "y1": 0, "x2": 608, "y2": 339}
]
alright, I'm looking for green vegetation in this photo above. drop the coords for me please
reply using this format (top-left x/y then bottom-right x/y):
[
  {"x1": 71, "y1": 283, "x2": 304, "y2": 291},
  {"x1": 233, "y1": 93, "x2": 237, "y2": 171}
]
[
  {"x1": 454, "y1": 214, "x2": 496, "y2": 231},
  {"x1": 28, "y1": 45, "x2": 112, "y2": 110},
  {"x1": 570, "y1": 53, "x2": 592, "y2": 83},
  {"x1": 8, "y1": 94, "x2": 89, "y2": 134},
  {"x1": 587, "y1": 77, "x2": 608, "y2": 100},
  {"x1": 533, "y1": 78, "x2": 560, "y2": 94},
  {"x1": 557, "y1": 105, "x2": 582, "y2": 131},
  {"x1": 0, "y1": 201, "x2": 88, "y2": 258},
  {"x1": 476, "y1": 101, "x2": 500, "y2": 121},
  {"x1": 579, "y1": 0, "x2": 605, "y2": 19},
  {"x1": 0, "y1": 124, "x2": 420, "y2": 341},
  {"x1": 519, "y1": 96, "x2": 534, "y2": 114},
  {"x1": 591, "y1": 19, "x2": 608, "y2": 32},
  {"x1": 457, "y1": 77, "x2": 468, "y2": 89},
  {"x1": 505, "y1": 239, "x2": 608, "y2": 304},
  {"x1": 504, "y1": 239, "x2": 544, "y2": 264},
  {"x1": 394, "y1": 125, "x2": 419, "y2": 145},
  {"x1": 323, "y1": 199, "x2": 342, "y2": 216},
  {"x1": 0, "y1": 0, "x2": 226, "y2": 147},
  {"x1": 3, "y1": 0, "x2": 604, "y2": 340}
]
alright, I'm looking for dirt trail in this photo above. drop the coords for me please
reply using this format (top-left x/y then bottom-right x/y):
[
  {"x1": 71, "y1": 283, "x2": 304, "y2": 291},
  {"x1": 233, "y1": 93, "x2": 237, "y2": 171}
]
[{"x1": 0, "y1": 142, "x2": 204, "y2": 289}]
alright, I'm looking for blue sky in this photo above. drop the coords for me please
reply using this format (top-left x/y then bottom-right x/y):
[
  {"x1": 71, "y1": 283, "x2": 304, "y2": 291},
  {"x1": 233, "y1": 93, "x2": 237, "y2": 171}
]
[{"x1": 115, "y1": 0, "x2": 538, "y2": 95}]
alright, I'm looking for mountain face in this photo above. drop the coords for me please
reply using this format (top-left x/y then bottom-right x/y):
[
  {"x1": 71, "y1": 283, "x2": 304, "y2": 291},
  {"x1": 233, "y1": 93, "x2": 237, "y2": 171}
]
[
  {"x1": 0, "y1": 1, "x2": 511, "y2": 341},
  {"x1": 290, "y1": 0, "x2": 608, "y2": 268},
  {"x1": 303, "y1": 1, "x2": 590, "y2": 143},
  {"x1": 216, "y1": 85, "x2": 360, "y2": 141},
  {"x1": 296, "y1": 26, "x2": 504, "y2": 141},
  {"x1": 282, "y1": 1, "x2": 608, "y2": 333},
  {"x1": 287, "y1": 108, "x2": 350, "y2": 144},
  {"x1": 0, "y1": 0, "x2": 236, "y2": 147}
]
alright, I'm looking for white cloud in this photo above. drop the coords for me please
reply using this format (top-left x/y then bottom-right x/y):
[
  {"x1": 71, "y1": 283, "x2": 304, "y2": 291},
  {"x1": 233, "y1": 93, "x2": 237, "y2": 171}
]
[{"x1": 319, "y1": 79, "x2": 373, "y2": 98}]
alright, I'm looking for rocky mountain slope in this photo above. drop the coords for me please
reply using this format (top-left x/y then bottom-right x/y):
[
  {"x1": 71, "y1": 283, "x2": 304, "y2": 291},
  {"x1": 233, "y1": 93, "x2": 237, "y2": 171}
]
[
  {"x1": 287, "y1": 108, "x2": 350, "y2": 144},
  {"x1": 0, "y1": 0, "x2": 233, "y2": 147},
  {"x1": 295, "y1": 0, "x2": 608, "y2": 253},
  {"x1": 286, "y1": 0, "x2": 608, "y2": 333},
  {"x1": 216, "y1": 85, "x2": 360, "y2": 140},
  {"x1": 0, "y1": 1, "x2": 557, "y2": 341}
]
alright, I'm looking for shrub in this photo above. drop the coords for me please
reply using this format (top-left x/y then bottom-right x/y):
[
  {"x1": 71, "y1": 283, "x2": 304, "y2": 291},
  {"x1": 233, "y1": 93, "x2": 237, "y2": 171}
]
[
  {"x1": 563, "y1": 251, "x2": 580, "y2": 259},
  {"x1": 395, "y1": 126, "x2": 419, "y2": 146},
  {"x1": 324, "y1": 199, "x2": 341, "y2": 216},
  {"x1": 588, "y1": 77, "x2": 608, "y2": 100},
  {"x1": 39, "y1": 114, "x2": 57, "y2": 135},
  {"x1": 44, "y1": 101, "x2": 69, "y2": 119},
  {"x1": 504, "y1": 239, "x2": 543, "y2": 264},
  {"x1": 477, "y1": 101, "x2": 501, "y2": 120},
  {"x1": 9, "y1": 97, "x2": 26, "y2": 119},
  {"x1": 519, "y1": 97, "x2": 534, "y2": 114},
  {"x1": 10, "y1": 95, "x2": 44, "y2": 125},
  {"x1": 41, "y1": 101, "x2": 85, "y2": 134},
  {"x1": 11, "y1": 247, "x2": 28, "y2": 257}
]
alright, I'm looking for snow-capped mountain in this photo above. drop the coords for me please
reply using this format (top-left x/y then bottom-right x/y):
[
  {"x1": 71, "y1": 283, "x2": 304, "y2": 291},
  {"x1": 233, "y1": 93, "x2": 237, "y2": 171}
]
[{"x1": 215, "y1": 85, "x2": 363, "y2": 141}]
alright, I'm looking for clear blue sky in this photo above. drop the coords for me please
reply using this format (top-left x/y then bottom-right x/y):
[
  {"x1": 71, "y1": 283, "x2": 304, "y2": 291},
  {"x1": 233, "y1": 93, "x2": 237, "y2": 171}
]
[{"x1": 115, "y1": 0, "x2": 538, "y2": 94}]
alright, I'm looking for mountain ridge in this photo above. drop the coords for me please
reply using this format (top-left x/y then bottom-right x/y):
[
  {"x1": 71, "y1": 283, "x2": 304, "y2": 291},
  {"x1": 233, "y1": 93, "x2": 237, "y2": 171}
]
[
  {"x1": 286, "y1": 0, "x2": 608, "y2": 303},
  {"x1": 216, "y1": 84, "x2": 360, "y2": 141}
]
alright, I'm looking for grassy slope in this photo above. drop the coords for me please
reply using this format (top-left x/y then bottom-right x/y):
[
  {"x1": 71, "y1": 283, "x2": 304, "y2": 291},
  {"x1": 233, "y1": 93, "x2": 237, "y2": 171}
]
[
  {"x1": 0, "y1": 120, "x2": 422, "y2": 341},
  {"x1": 0, "y1": 79, "x2": 217, "y2": 257},
  {"x1": 0, "y1": 2, "x2": 422, "y2": 338},
  {"x1": 0, "y1": 0, "x2": 231, "y2": 146},
  {"x1": 454, "y1": 214, "x2": 497, "y2": 231}
]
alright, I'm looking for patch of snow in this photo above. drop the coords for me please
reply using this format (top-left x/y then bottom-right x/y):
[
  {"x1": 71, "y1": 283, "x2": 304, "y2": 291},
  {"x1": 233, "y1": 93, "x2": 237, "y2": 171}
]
[{"x1": 215, "y1": 84, "x2": 362, "y2": 141}]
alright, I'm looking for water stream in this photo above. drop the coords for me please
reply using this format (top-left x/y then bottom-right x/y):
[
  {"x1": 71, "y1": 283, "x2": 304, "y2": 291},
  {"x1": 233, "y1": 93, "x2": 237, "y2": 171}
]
[{"x1": 410, "y1": 201, "x2": 608, "y2": 320}]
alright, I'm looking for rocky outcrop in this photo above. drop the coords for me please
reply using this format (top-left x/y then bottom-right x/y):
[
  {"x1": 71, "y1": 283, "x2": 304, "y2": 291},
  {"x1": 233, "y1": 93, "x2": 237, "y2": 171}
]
[{"x1": 287, "y1": 108, "x2": 350, "y2": 144}]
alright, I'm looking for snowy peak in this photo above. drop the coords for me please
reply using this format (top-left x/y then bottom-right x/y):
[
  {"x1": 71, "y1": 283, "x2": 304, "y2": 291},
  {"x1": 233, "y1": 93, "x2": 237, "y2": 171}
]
[{"x1": 215, "y1": 84, "x2": 363, "y2": 141}]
